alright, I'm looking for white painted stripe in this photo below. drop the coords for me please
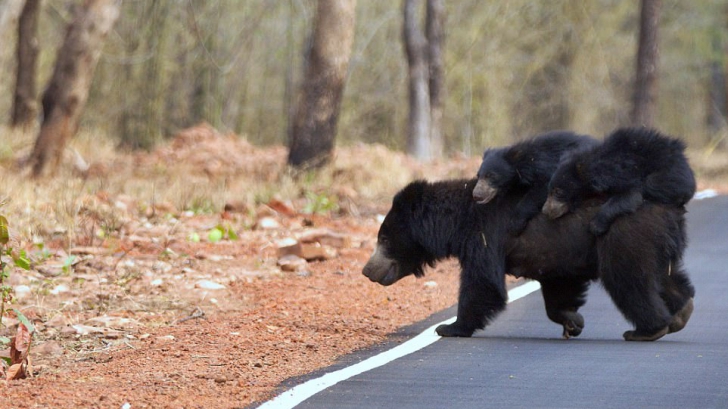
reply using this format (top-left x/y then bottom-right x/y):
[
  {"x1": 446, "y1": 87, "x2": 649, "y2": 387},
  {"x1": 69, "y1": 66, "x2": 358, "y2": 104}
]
[
  {"x1": 694, "y1": 189, "x2": 718, "y2": 201},
  {"x1": 256, "y1": 280, "x2": 542, "y2": 409}
]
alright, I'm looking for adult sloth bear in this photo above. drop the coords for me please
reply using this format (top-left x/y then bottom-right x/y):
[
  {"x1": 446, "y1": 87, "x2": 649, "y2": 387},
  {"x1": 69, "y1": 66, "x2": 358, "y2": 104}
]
[{"x1": 363, "y1": 179, "x2": 694, "y2": 341}]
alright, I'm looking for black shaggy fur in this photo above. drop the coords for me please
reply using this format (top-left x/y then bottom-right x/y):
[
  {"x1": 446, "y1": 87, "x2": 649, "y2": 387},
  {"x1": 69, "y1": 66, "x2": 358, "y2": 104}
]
[
  {"x1": 474, "y1": 131, "x2": 597, "y2": 234},
  {"x1": 543, "y1": 127, "x2": 696, "y2": 235},
  {"x1": 363, "y1": 179, "x2": 695, "y2": 341}
]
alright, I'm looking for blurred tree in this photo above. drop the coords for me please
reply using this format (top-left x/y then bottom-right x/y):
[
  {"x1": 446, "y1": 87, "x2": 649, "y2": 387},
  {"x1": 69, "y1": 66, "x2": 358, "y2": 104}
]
[
  {"x1": 117, "y1": 0, "x2": 171, "y2": 150},
  {"x1": 288, "y1": 0, "x2": 356, "y2": 170},
  {"x1": 426, "y1": 0, "x2": 444, "y2": 157},
  {"x1": 0, "y1": 0, "x2": 23, "y2": 40},
  {"x1": 632, "y1": 0, "x2": 661, "y2": 127},
  {"x1": 403, "y1": 0, "x2": 431, "y2": 160},
  {"x1": 188, "y1": 1, "x2": 222, "y2": 128},
  {"x1": 28, "y1": 0, "x2": 120, "y2": 177},
  {"x1": 11, "y1": 0, "x2": 41, "y2": 130}
]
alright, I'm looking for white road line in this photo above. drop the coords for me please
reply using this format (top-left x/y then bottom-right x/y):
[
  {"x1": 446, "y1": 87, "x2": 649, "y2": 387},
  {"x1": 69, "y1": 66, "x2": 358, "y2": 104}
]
[
  {"x1": 256, "y1": 280, "x2": 542, "y2": 409},
  {"x1": 694, "y1": 189, "x2": 718, "y2": 201}
]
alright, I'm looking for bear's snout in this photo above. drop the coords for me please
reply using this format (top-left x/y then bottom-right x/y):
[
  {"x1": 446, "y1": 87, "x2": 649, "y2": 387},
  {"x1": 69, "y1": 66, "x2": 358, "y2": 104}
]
[{"x1": 473, "y1": 179, "x2": 497, "y2": 204}]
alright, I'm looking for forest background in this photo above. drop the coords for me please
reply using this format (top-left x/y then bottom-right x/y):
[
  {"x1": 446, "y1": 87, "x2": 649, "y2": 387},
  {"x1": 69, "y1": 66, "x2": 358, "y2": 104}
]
[{"x1": 3, "y1": 0, "x2": 728, "y2": 156}]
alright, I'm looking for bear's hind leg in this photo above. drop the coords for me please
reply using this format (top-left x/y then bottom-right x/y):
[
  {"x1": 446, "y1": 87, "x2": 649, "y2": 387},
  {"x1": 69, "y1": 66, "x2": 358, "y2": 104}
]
[
  {"x1": 659, "y1": 265, "x2": 695, "y2": 333},
  {"x1": 601, "y1": 267, "x2": 672, "y2": 341},
  {"x1": 539, "y1": 277, "x2": 590, "y2": 339}
]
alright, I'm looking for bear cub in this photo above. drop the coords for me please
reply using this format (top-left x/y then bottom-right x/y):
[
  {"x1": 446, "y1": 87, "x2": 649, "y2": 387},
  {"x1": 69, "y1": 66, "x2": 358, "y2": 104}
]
[
  {"x1": 474, "y1": 130, "x2": 596, "y2": 234},
  {"x1": 542, "y1": 127, "x2": 696, "y2": 235}
]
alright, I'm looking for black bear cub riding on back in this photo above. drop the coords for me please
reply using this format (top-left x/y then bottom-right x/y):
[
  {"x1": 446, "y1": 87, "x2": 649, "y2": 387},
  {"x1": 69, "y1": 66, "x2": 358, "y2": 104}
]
[
  {"x1": 542, "y1": 127, "x2": 696, "y2": 235},
  {"x1": 474, "y1": 131, "x2": 596, "y2": 235}
]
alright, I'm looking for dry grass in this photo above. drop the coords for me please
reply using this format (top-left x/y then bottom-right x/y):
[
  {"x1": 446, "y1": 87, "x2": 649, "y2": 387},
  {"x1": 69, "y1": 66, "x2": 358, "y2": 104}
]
[{"x1": 0, "y1": 123, "x2": 485, "y2": 254}]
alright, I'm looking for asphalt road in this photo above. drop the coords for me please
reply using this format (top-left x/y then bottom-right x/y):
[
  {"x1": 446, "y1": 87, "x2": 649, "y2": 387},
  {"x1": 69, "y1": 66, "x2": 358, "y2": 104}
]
[{"x1": 257, "y1": 195, "x2": 728, "y2": 409}]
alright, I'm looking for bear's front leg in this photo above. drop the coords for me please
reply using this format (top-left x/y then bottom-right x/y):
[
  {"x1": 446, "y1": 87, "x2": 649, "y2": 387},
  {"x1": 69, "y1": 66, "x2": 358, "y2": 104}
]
[{"x1": 436, "y1": 269, "x2": 507, "y2": 337}]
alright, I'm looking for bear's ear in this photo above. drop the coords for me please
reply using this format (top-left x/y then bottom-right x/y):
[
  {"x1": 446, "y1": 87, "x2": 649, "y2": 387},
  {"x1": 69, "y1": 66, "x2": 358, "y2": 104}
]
[{"x1": 393, "y1": 180, "x2": 426, "y2": 212}]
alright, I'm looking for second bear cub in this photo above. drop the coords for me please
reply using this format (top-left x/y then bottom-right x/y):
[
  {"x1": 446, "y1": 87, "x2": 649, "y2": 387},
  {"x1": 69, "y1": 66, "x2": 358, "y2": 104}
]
[{"x1": 542, "y1": 127, "x2": 696, "y2": 235}]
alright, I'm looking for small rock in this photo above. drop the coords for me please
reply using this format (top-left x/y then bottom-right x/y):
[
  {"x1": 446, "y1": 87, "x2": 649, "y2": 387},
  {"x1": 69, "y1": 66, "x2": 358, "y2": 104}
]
[
  {"x1": 44, "y1": 314, "x2": 68, "y2": 328},
  {"x1": 267, "y1": 199, "x2": 297, "y2": 217},
  {"x1": 223, "y1": 200, "x2": 249, "y2": 213},
  {"x1": 35, "y1": 341, "x2": 64, "y2": 357},
  {"x1": 300, "y1": 243, "x2": 337, "y2": 261},
  {"x1": 299, "y1": 229, "x2": 352, "y2": 248},
  {"x1": 50, "y1": 284, "x2": 70, "y2": 295},
  {"x1": 423, "y1": 281, "x2": 438, "y2": 289},
  {"x1": 277, "y1": 254, "x2": 307, "y2": 272},
  {"x1": 14, "y1": 285, "x2": 31, "y2": 299},
  {"x1": 195, "y1": 280, "x2": 226, "y2": 290},
  {"x1": 157, "y1": 335, "x2": 175, "y2": 342},
  {"x1": 255, "y1": 217, "x2": 281, "y2": 230},
  {"x1": 277, "y1": 238, "x2": 302, "y2": 258}
]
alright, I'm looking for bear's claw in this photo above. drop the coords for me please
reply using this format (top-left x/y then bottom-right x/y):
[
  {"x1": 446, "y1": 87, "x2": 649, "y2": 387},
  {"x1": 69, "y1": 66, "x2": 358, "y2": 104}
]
[
  {"x1": 623, "y1": 326, "x2": 669, "y2": 341},
  {"x1": 668, "y1": 298, "x2": 694, "y2": 334},
  {"x1": 436, "y1": 322, "x2": 475, "y2": 337}
]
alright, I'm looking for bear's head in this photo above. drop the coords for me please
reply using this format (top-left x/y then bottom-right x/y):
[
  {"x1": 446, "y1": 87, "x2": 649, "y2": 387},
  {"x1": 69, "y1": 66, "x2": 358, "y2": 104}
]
[
  {"x1": 474, "y1": 147, "x2": 516, "y2": 204},
  {"x1": 543, "y1": 153, "x2": 590, "y2": 219},
  {"x1": 363, "y1": 181, "x2": 437, "y2": 286}
]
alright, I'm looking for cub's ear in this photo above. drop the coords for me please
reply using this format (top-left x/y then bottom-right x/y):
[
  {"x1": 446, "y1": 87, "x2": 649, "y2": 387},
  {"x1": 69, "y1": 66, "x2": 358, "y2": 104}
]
[{"x1": 509, "y1": 148, "x2": 524, "y2": 162}]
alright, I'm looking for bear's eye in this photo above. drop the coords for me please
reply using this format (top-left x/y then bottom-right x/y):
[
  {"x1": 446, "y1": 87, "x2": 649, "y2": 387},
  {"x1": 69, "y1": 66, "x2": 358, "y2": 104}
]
[{"x1": 378, "y1": 236, "x2": 390, "y2": 246}]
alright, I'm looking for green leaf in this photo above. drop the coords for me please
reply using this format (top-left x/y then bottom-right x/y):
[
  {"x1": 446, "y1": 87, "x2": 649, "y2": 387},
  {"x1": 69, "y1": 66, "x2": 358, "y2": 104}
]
[
  {"x1": 13, "y1": 309, "x2": 35, "y2": 334},
  {"x1": 13, "y1": 249, "x2": 30, "y2": 270},
  {"x1": 1, "y1": 356, "x2": 10, "y2": 366},
  {"x1": 188, "y1": 232, "x2": 200, "y2": 243},
  {"x1": 0, "y1": 336, "x2": 10, "y2": 345},
  {"x1": 62, "y1": 255, "x2": 76, "y2": 274},
  {"x1": 0, "y1": 215, "x2": 9, "y2": 245},
  {"x1": 226, "y1": 227, "x2": 239, "y2": 241},
  {"x1": 208, "y1": 227, "x2": 224, "y2": 243}
]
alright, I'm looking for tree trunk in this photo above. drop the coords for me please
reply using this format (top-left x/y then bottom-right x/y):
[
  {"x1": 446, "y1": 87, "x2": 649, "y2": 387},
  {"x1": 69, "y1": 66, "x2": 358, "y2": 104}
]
[
  {"x1": 288, "y1": 0, "x2": 357, "y2": 170},
  {"x1": 28, "y1": 0, "x2": 120, "y2": 177},
  {"x1": 11, "y1": 0, "x2": 41, "y2": 130},
  {"x1": 706, "y1": 21, "x2": 728, "y2": 150},
  {"x1": 403, "y1": 0, "x2": 431, "y2": 161},
  {"x1": 631, "y1": 0, "x2": 661, "y2": 127},
  {"x1": 139, "y1": 0, "x2": 170, "y2": 150},
  {"x1": 0, "y1": 0, "x2": 24, "y2": 41},
  {"x1": 426, "y1": 0, "x2": 444, "y2": 159}
]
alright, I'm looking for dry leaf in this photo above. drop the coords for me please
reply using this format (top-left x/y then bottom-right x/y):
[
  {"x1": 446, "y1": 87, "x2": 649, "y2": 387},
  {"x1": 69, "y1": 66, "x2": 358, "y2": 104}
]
[
  {"x1": 11, "y1": 323, "x2": 32, "y2": 364},
  {"x1": 6, "y1": 363, "x2": 22, "y2": 380}
]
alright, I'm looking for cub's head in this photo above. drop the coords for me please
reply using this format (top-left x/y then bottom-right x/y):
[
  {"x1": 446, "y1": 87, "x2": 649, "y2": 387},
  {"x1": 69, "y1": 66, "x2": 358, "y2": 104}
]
[
  {"x1": 543, "y1": 154, "x2": 589, "y2": 219},
  {"x1": 362, "y1": 181, "x2": 437, "y2": 286},
  {"x1": 474, "y1": 148, "x2": 516, "y2": 204}
]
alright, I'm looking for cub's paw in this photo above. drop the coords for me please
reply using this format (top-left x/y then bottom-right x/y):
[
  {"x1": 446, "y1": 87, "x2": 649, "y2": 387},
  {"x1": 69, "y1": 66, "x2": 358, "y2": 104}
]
[
  {"x1": 436, "y1": 322, "x2": 475, "y2": 338},
  {"x1": 561, "y1": 311, "x2": 585, "y2": 339},
  {"x1": 507, "y1": 217, "x2": 529, "y2": 236},
  {"x1": 623, "y1": 326, "x2": 668, "y2": 342},
  {"x1": 588, "y1": 218, "x2": 610, "y2": 236}
]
